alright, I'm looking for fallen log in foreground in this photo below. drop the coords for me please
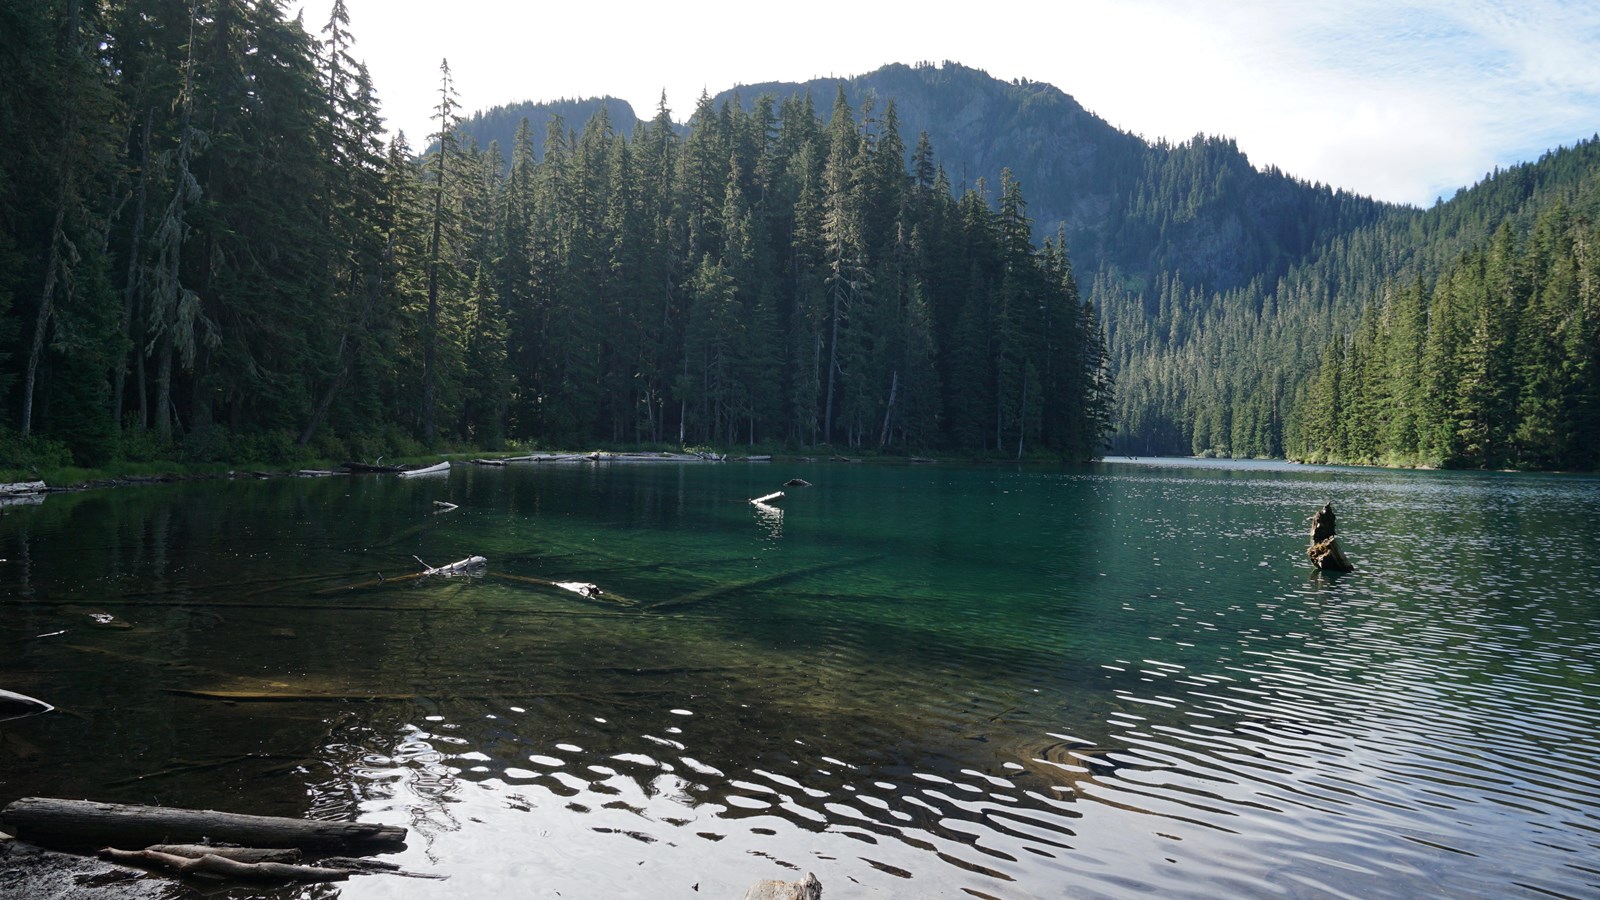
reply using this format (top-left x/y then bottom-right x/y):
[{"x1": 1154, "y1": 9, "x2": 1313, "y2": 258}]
[{"x1": 0, "y1": 798, "x2": 406, "y2": 852}]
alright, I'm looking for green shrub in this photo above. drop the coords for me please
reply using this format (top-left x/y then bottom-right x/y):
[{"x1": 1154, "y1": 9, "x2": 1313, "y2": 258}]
[{"x1": 0, "y1": 428, "x2": 72, "y2": 477}]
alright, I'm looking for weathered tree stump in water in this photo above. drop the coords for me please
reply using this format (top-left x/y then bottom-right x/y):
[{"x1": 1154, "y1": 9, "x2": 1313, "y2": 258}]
[
  {"x1": 1307, "y1": 503, "x2": 1354, "y2": 572},
  {"x1": 0, "y1": 798, "x2": 407, "y2": 852}
]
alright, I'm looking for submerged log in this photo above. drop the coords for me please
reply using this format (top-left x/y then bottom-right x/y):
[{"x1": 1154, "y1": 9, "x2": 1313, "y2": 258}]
[
  {"x1": 1, "y1": 798, "x2": 407, "y2": 851},
  {"x1": 652, "y1": 554, "x2": 882, "y2": 612}
]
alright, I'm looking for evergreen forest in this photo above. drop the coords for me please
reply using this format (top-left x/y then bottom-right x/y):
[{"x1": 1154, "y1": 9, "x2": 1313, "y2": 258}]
[
  {"x1": 4, "y1": 2, "x2": 1599, "y2": 474},
  {"x1": 0, "y1": 1, "x2": 1112, "y2": 470}
]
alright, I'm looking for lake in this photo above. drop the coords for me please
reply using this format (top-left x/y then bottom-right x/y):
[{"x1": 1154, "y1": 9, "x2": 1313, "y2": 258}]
[{"x1": 2, "y1": 458, "x2": 1598, "y2": 898}]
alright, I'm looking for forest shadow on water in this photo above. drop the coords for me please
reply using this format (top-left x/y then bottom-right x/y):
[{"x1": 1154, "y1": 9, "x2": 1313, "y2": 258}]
[{"x1": 3, "y1": 459, "x2": 1600, "y2": 898}]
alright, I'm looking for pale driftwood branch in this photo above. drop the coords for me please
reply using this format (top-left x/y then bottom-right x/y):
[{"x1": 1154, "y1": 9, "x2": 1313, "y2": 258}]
[
  {"x1": 1, "y1": 798, "x2": 406, "y2": 851},
  {"x1": 145, "y1": 844, "x2": 301, "y2": 863},
  {"x1": 97, "y1": 847, "x2": 352, "y2": 882},
  {"x1": 397, "y1": 460, "x2": 450, "y2": 477},
  {"x1": 750, "y1": 491, "x2": 785, "y2": 505},
  {"x1": 413, "y1": 555, "x2": 486, "y2": 576}
]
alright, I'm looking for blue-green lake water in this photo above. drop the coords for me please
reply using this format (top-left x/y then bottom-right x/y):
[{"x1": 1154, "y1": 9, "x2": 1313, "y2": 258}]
[{"x1": 2, "y1": 458, "x2": 1598, "y2": 898}]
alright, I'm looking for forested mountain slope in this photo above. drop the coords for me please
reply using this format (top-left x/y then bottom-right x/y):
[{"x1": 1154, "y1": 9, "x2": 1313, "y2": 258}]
[
  {"x1": 473, "y1": 63, "x2": 1393, "y2": 296},
  {"x1": 1100, "y1": 137, "x2": 1600, "y2": 463},
  {"x1": 1, "y1": 5, "x2": 1111, "y2": 467}
]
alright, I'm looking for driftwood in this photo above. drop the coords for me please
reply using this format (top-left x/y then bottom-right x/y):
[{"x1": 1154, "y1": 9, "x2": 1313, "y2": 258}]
[
  {"x1": 1307, "y1": 503, "x2": 1354, "y2": 572},
  {"x1": 0, "y1": 688, "x2": 54, "y2": 721},
  {"x1": 783, "y1": 478, "x2": 811, "y2": 487},
  {"x1": 750, "y1": 491, "x2": 785, "y2": 505},
  {"x1": 0, "y1": 798, "x2": 407, "y2": 852},
  {"x1": 398, "y1": 460, "x2": 450, "y2": 477},
  {"x1": 744, "y1": 872, "x2": 822, "y2": 900},
  {"x1": 414, "y1": 555, "x2": 486, "y2": 576},
  {"x1": 1, "y1": 480, "x2": 47, "y2": 494},
  {"x1": 145, "y1": 844, "x2": 301, "y2": 863},
  {"x1": 97, "y1": 847, "x2": 350, "y2": 882},
  {"x1": 432, "y1": 500, "x2": 459, "y2": 513}
]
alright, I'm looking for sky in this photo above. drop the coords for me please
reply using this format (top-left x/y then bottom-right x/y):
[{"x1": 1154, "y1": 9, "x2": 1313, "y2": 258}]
[{"x1": 287, "y1": 0, "x2": 1600, "y2": 207}]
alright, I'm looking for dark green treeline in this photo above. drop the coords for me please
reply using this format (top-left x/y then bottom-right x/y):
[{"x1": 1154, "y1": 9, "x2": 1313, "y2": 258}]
[
  {"x1": 1097, "y1": 138, "x2": 1600, "y2": 466},
  {"x1": 1294, "y1": 208, "x2": 1600, "y2": 470},
  {"x1": 0, "y1": 1, "x2": 1114, "y2": 467}
]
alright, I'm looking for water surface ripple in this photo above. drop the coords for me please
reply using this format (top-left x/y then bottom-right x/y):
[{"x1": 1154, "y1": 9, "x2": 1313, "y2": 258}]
[{"x1": 1, "y1": 458, "x2": 1597, "y2": 898}]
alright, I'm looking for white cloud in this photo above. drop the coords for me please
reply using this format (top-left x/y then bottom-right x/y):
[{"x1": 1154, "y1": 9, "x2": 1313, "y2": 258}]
[{"x1": 290, "y1": 0, "x2": 1600, "y2": 206}]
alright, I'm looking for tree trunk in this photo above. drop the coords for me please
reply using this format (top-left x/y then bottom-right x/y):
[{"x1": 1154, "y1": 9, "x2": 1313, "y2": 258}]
[
  {"x1": 114, "y1": 108, "x2": 154, "y2": 428},
  {"x1": 19, "y1": 203, "x2": 67, "y2": 436},
  {"x1": 0, "y1": 798, "x2": 406, "y2": 852},
  {"x1": 824, "y1": 282, "x2": 840, "y2": 442},
  {"x1": 155, "y1": 334, "x2": 173, "y2": 441},
  {"x1": 19, "y1": 0, "x2": 84, "y2": 436},
  {"x1": 878, "y1": 369, "x2": 898, "y2": 449},
  {"x1": 1016, "y1": 370, "x2": 1028, "y2": 460}
]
